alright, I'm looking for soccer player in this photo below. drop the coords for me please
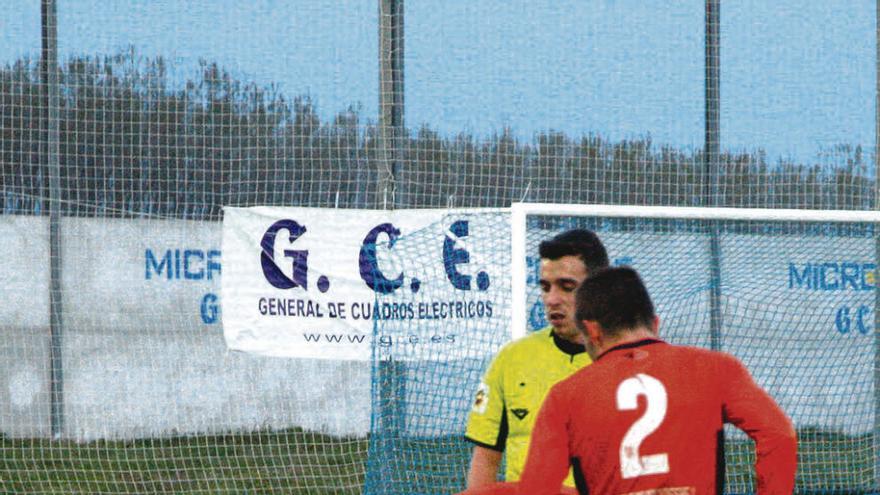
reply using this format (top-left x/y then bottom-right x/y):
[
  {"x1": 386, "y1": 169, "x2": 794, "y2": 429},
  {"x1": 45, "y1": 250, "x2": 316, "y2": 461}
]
[
  {"x1": 464, "y1": 229, "x2": 609, "y2": 490},
  {"x1": 515, "y1": 267, "x2": 797, "y2": 495}
]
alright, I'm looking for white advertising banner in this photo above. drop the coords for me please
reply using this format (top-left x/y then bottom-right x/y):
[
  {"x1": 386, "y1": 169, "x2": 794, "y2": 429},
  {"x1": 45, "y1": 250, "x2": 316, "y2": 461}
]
[
  {"x1": 0, "y1": 215, "x2": 49, "y2": 329},
  {"x1": 222, "y1": 207, "x2": 510, "y2": 361}
]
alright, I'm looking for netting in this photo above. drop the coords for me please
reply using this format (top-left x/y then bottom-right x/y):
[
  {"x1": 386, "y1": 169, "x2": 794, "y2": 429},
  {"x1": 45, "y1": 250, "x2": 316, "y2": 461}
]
[
  {"x1": 364, "y1": 211, "x2": 511, "y2": 495},
  {"x1": 0, "y1": 0, "x2": 876, "y2": 493},
  {"x1": 368, "y1": 206, "x2": 877, "y2": 494},
  {"x1": 2, "y1": 2, "x2": 378, "y2": 494}
]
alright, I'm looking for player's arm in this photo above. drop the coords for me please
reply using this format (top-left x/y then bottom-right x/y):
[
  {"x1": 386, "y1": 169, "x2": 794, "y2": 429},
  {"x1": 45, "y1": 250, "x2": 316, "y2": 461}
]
[
  {"x1": 467, "y1": 446, "x2": 503, "y2": 488},
  {"x1": 454, "y1": 481, "x2": 579, "y2": 495},
  {"x1": 720, "y1": 354, "x2": 798, "y2": 494},
  {"x1": 514, "y1": 387, "x2": 571, "y2": 495}
]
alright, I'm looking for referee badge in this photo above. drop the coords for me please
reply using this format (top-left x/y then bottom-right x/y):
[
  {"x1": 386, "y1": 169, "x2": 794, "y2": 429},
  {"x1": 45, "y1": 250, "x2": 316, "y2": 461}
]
[{"x1": 472, "y1": 382, "x2": 489, "y2": 414}]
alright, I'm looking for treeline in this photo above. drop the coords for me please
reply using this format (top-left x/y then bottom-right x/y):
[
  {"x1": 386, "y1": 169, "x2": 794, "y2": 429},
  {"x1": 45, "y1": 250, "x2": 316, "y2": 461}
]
[{"x1": 0, "y1": 50, "x2": 874, "y2": 220}]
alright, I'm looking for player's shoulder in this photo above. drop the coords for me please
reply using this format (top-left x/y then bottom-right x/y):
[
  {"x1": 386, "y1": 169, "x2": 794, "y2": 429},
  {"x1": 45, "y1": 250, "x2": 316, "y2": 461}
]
[
  {"x1": 675, "y1": 344, "x2": 742, "y2": 362},
  {"x1": 662, "y1": 343, "x2": 746, "y2": 373},
  {"x1": 545, "y1": 359, "x2": 600, "y2": 406}
]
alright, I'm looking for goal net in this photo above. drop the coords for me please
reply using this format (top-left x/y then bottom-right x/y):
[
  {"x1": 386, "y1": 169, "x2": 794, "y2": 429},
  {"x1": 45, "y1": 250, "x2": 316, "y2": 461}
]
[
  {"x1": 366, "y1": 203, "x2": 878, "y2": 494},
  {"x1": 363, "y1": 210, "x2": 512, "y2": 495}
]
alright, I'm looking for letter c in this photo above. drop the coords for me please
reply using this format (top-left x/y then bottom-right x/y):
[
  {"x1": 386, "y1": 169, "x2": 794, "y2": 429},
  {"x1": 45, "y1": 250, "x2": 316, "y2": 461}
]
[{"x1": 359, "y1": 223, "x2": 403, "y2": 294}]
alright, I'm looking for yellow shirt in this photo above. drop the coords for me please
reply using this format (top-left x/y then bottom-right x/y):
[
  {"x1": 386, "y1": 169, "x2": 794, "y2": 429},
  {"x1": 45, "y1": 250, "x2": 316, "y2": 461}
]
[{"x1": 464, "y1": 326, "x2": 592, "y2": 486}]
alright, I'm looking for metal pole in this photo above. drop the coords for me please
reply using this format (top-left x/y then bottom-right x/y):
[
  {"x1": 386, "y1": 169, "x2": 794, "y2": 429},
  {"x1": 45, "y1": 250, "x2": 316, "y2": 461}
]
[
  {"x1": 873, "y1": 0, "x2": 880, "y2": 488},
  {"x1": 378, "y1": 0, "x2": 404, "y2": 209},
  {"x1": 41, "y1": 0, "x2": 64, "y2": 440},
  {"x1": 705, "y1": 2, "x2": 725, "y2": 490},
  {"x1": 705, "y1": 0, "x2": 723, "y2": 353},
  {"x1": 368, "y1": 3, "x2": 406, "y2": 494}
]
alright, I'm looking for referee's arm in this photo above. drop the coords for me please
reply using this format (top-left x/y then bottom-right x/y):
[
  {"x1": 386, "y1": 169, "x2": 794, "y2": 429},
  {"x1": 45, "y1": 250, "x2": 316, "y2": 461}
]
[
  {"x1": 465, "y1": 351, "x2": 509, "y2": 488},
  {"x1": 467, "y1": 446, "x2": 503, "y2": 488}
]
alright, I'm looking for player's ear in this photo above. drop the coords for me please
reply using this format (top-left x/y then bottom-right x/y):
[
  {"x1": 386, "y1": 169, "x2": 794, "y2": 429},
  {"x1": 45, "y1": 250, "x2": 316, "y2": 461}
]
[
  {"x1": 582, "y1": 319, "x2": 602, "y2": 345},
  {"x1": 651, "y1": 315, "x2": 660, "y2": 336}
]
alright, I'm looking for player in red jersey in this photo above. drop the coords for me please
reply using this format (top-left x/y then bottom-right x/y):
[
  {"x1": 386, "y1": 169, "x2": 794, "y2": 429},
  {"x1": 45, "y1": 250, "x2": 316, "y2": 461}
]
[{"x1": 456, "y1": 266, "x2": 797, "y2": 495}]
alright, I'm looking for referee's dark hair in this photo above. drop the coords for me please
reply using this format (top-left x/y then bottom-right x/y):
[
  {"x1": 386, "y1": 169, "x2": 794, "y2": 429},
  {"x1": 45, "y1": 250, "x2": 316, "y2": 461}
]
[
  {"x1": 538, "y1": 229, "x2": 609, "y2": 274},
  {"x1": 575, "y1": 266, "x2": 655, "y2": 337}
]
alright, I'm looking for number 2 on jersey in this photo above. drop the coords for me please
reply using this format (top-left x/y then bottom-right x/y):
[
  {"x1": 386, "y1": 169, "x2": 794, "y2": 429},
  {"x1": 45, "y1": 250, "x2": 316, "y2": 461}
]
[{"x1": 616, "y1": 373, "x2": 670, "y2": 479}]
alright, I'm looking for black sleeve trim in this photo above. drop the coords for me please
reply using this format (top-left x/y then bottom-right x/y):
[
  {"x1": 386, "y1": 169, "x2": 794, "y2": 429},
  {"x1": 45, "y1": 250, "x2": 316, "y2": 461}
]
[
  {"x1": 464, "y1": 406, "x2": 509, "y2": 452},
  {"x1": 464, "y1": 436, "x2": 504, "y2": 452},
  {"x1": 571, "y1": 457, "x2": 588, "y2": 495},
  {"x1": 715, "y1": 429, "x2": 726, "y2": 495}
]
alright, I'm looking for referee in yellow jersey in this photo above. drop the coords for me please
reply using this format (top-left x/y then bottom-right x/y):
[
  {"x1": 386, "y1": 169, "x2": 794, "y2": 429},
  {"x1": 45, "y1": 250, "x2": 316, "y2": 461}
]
[{"x1": 464, "y1": 229, "x2": 609, "y2": 490}]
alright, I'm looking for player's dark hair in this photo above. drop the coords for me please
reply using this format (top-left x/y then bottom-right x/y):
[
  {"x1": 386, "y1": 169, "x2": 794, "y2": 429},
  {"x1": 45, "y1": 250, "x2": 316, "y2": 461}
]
[
  {"x1": 575, "y1": 266, "x2": 655, "y2": 336},
  {"x1": 538, "y1": 229, "x2": 609, "y2": 274}
]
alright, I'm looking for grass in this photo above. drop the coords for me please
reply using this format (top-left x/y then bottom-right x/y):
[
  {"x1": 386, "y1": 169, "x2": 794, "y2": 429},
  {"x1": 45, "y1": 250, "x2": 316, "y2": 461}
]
[
  {"x1": 0, "y1": 427, "x2": 875, "y2": 494},
  {"x1": 1, "y1": 429, "x2": 368, "y2": 494}
]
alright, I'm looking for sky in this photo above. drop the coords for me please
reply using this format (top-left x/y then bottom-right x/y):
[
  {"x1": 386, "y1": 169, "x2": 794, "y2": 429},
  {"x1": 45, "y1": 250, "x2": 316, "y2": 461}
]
[{"x1": 1, "y1": 0, "x2": 875, "y2": 163}]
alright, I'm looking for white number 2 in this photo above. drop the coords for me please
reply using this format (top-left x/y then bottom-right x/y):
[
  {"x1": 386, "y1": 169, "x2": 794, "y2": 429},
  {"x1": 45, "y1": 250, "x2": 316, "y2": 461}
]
[{"x1": 616, "y1": 373, "x2": 670, "y2": 479}]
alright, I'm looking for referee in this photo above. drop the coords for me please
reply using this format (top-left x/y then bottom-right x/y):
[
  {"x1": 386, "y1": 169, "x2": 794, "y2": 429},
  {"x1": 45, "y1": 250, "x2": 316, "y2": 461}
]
[{"x1": 464, "y1": 229, "x2": 609, "y2": 490}]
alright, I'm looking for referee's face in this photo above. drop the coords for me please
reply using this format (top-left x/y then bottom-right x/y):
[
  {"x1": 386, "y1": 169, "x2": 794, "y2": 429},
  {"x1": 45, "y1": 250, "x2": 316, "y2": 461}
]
[{"x1": 539, "y1": 255, "x2": 589, "y2": 343}]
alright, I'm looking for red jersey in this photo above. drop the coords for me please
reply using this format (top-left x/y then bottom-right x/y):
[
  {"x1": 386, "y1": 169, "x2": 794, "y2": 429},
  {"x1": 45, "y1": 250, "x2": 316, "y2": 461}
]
[{"x1": 516, "y1": 339, "x2": 797, "y2": 495}]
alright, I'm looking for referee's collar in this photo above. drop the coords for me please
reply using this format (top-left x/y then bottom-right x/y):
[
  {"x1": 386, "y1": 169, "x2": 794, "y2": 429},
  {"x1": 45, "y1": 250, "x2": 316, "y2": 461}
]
[{"x1": 550, "y1": 330, "x2": 586, "y2": 356}]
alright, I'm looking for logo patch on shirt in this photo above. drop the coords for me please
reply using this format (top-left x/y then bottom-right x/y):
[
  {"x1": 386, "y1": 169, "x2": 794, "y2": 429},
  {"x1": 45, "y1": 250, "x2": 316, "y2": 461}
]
[
  {"x1": 511, "y1": 408, "x2": 529, "y2": 420},
  {"x1": 472, "y1": 382, "x2": 489, "y2": 414}
]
